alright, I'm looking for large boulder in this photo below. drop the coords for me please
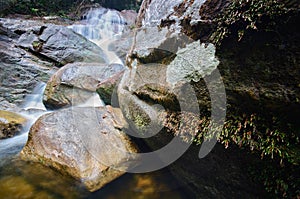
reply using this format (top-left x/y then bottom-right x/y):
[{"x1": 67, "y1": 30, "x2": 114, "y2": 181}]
[
  {"x1": 133, "y1": 0, "x2": 300, "y2": 116},
  {"x1": 0, "y1": 110, "x2": 27, "y2": 139},
  {"x1": 20, "y1": 106, "x2": 139, "y2": 192},
  {"x1": 0, "y1": 19, "x2": 108, "y2": 65},
  {"x1": 0, "y1": 23, "x2": 54, "y2": 110},
  {"x1": 117, "y1": 0, "x2": 300, "y2": 197},
  {"x1": 119, "y1": 35, "x2": 219, "y2": 135},
  {"x1": 108, "y1": 31, "x2": 135, "y2": 64},
  {"x1": 127, "y1": 26, "x2": 192, "y2": 64},
  {"x1": 43, "y1": 62, "x2": 125, "y2": 109},
  {"x1": 123, "y1": 0, "x2": 300, "y2": 141},
  {"x1": 0, "y1": 18, "x2": 46, "y2": 40},
  {"x1": 12, "y1": 21, "x2": 108, "y2": 65}
]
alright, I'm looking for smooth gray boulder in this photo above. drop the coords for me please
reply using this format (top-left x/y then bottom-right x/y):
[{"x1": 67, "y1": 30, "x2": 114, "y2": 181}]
[
  {"x1": 43, "y1": 62, "x2": 125, "y2": 109},
  {"x1": 20, "y1": 106, "x2": 139, "y2": 192},
  {"x1": 17, "y1": 24, "x2": 108, "y2": 65}
]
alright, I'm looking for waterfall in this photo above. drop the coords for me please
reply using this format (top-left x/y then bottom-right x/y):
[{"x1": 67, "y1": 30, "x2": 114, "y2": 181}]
[{"x1": 69, "y1": 7, "x2": 126, "y2": 65}]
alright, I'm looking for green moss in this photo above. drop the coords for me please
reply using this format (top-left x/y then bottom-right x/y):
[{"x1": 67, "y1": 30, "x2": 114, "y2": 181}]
[
  {"x1": 96, "y1": 85, "x2": 114, "y2": 105},
  {"x1": 133, "y1": 114, "x2": 148, "y2": 130},
  {"x1": 210, "y1": 0, "x2": 293, "y2": 46},
  {"x1": 32, "y1": 41, "x2": 43, "y2": 51},
  {"x1": 126, "y1": 101, "x2": 151, "y2": 133}
]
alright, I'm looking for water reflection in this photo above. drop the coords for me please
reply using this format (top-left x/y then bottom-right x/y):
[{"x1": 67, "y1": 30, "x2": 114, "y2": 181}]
[
  {"x1": 89, "y1": 170, "x2": 187, "y2": 199},
  {"x1": 0, "y1": 158, "x2": 87, "y2": 199},
  {"x1": 0, "y1": 157, "x2": 187, "y2": 199}
]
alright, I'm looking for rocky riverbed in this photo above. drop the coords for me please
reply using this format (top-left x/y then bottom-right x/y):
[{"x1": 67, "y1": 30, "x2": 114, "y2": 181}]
[{"x1": 0, "y1": 1, "x2": 299, "y2": 198}]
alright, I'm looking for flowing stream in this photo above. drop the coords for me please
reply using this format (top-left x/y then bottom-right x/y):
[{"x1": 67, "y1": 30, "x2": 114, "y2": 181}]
[
  {"x1": 0, "y1": 7, "x2": 188, "y2": 199},
  {"x1": 0, "y1": 82, "x2": 48, "y2": 163}
]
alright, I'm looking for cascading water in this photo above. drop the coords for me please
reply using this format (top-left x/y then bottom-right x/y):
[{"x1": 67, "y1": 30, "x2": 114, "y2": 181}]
[
  {"x1": 69, "y1": 7, "x2": 127, "y2": 65},
  {"x1": 21, "y1": 82, "x2": 47, "y2": 112},
  {"x1": 0, "y1": 7, "x2": 126, "y2": 161},
  {"x1": 0, "y1": 82, "x2": 48, "y2": 163},
  {"x1": 0, "y1": 7, "x2": 188, "y2": 199}
]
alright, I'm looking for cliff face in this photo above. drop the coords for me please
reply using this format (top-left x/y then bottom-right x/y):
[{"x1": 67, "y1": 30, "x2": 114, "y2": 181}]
[
  {"x1": 134, "y1": 0, "x2": 300, "y2": 117},
  {"x1": 118, "y1": 0, "x2": 300, "y2": 197}
]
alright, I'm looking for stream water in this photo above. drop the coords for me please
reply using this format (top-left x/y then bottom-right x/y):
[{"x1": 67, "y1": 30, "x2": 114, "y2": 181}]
[
  {"x1": 0, "y1": 7, "x2": 189, "y2": 199},
  {"x1": 0, "y1": 82, "x2": 47, "y2": 163}
]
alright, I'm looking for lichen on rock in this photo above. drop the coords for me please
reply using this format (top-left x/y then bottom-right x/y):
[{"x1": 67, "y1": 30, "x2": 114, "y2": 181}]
[{"x1": 166, "y1": 41, "x2": 219, "y2": 85}]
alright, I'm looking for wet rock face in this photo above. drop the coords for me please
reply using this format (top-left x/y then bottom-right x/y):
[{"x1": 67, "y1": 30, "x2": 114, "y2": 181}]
[
  {"x1": 20, "y1": 106, "x2": 139, "y2": 192},
  {"x1": 17, "y1": 24, "x2": 108, "y2": 65},
  {"x1": 0, "y1": 110, "x2": 27, "y2": 139},
  {"x1": 122, "y1": 0, "x2": 220, "y2": 130},
  {"x1": 136, "y1": 0, "x2": 209, "y2": 28},
  {"x1": 118, "y1": 64, "x2": 169, "y2": 133},
  {"x1": 108, "y1": 31, "x2": 135, "y2": 64},
  {"x1": 136, "y1": 0, "x2": 230, "y2": 42},
  {"x1": 1, "y1": 18, "x2": 108, "y2": 65},
  {"x1": 128, "y1": 26, "x2": 191, "y2": 64},
  {"x1": 117, "y1": 0, "x2": 300, "y2": 197},
  {"x1": 0, "y1": 43, "x2": 52, "y2": 110},
  {"x1": 96, "y1": 70, "x2": 125, "y2": 105},
  {"x1": 128, "y1": 0, "x2": 300, "y2": 118},
  {"x1": 0, "y1": 18, "x2": 46, "y2": 38},
  {"x1": 0, "y1": 20, "x2": 54, "y2": 110},
  {"x1": 43, "y1": 62, "x2": 125, "y2": 109}
]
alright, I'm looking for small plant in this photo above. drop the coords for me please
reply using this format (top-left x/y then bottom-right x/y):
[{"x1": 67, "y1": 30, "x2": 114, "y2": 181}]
[
  {"x1": 211, "y1": 0, "x2": 290, "y2": 45},
  {"x1": 162, "y1": 110, "x2": 299, "y2": 197}
]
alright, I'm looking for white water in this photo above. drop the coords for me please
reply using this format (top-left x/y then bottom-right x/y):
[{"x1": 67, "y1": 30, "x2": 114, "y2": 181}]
[
  {"x1": 20, "y1": 82, "x2": 49, "y2": 129},
  {"x1": 69, "y1": 7, "x2": 126, "y2": 65},
  {"x1": 0, "y1": 82, "x2": 48, "y2": 163},
  {"x1": 21, "y1": 82, "x2": 47, "y2": 112},
  {"x1": 0, "y1": 7, "x2": 126, "y2": 163}
]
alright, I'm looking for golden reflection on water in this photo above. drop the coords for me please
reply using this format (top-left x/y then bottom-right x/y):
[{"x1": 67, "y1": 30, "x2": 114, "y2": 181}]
[
  {"x1": 91, "y1": 170, "x2": 186, "y2": 199},
  {"x1": 0, "y1": 157, "x2": 187, "y2": 199},
  {"x1": 0, "y1": 176, "x2": 58, "y2": 199},
  {"x1": 0, "y1": 158, "x2": 86, "y2": 199}
]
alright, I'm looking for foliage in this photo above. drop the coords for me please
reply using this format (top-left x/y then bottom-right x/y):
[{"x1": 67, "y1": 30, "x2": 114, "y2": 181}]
[
  {"x1": 0, "y1": 0, "x2": 142, "y2": 17},
  {"x1": 219, "y1": 114, "x2": 299, "y2": 166},
  {"x1": 162, "y1": 110, "x2": 299, "y2": 197},
  {"x1": 212, "y1": 114, "x2": 299, "y2": 197},
  {"x1": 249, "y1": 160, "x2": 300, "y2": 198},
  {"x1": 210, "y1": 0, "x2": 293, "y2": 45},
  {"x1": 100, "y1": 0, "x2": 142, "y2": 11},
  {"x1": 0, "y1": 0, "x2": 79, "y2": 17}
]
